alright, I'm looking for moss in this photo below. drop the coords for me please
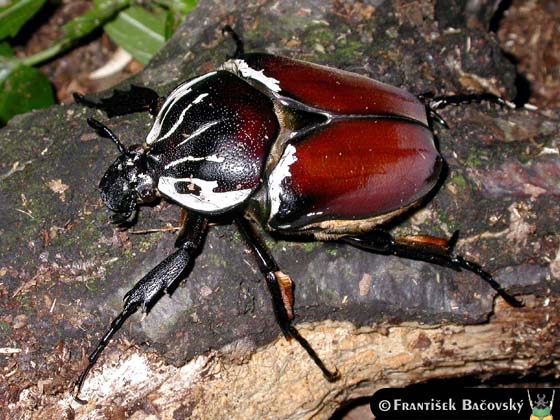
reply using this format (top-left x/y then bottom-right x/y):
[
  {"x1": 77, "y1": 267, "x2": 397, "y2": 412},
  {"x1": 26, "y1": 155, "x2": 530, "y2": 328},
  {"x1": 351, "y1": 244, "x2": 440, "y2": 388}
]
[
  {"x1": 326, "y1": 248, "x2": 338, "y2": 257},
  {"x1": 433, "y1": 208, "x2": 458, "y2": 234},
  {"x1": 464, "y1": 152, "x2": 484, "y2": 168},
  {"x1": 207, "y1": 252, "x2": 227, "y2": 268},
  {"x1": 231, "y1": 230, "x2": 242, "y2": 243},
  {"x1": 450, "y1": 173, "x2": 467, "y2": 191},
  {"x1": 302, "y1": 23, "x2": 335, "y2": 47},
  {"x1": 137, "y1": 232, "x2": 164, "y2": 253},
  {"x1": 0, "y1": 320, "x2": 11, "y2": 338},
  {"x1": 84, "y1": 277, "x2": 104, "y2": 293},
  {"x1": 53, "y1": 222, "x2": 103, "y2": 256},
  {"x1": 56, "y1": 325, "x2": 65, "y2": 338},
  {"x1": 299, "y1": 241, "x2": 322, "y2": 253},
  {"x1": 14, "y1": 294, "x2": 32, "y2": 312},
  {"x1": 329, "y1": 39, "x2": 364, "y2": 67}
]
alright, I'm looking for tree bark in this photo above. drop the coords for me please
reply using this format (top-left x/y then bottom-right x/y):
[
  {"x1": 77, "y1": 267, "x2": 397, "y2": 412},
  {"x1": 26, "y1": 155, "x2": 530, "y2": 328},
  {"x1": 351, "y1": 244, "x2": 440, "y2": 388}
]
[{"x1": 1, "y1": 0, "x2": 559, "y2": 419}]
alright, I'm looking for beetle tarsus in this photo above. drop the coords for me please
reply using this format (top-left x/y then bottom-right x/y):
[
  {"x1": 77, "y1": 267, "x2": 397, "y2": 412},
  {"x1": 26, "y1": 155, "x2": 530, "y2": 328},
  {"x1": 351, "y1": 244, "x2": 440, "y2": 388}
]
[
  {"x1": 287, "y1": 325, "x2": 341, "y2": 382},
  {"x1": 450, "y1": 256, "x2": 524, "y2": 308},
  {"x1": 222, "y1": 25, "x2": 245, "y2": 58},
  {"x1": 344, "y1": 230, "x2": 523, "y2": 307},
  {"x1": 73, "y1": 303, "x2": 139, "y2": 404}
]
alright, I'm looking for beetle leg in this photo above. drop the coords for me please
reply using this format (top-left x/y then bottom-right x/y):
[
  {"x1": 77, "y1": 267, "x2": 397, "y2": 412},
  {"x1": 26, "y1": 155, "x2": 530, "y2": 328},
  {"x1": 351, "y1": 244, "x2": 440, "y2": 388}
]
[
  {"x1": 426, "y1": 93, "x2": 513, "y2": 110},
  {"x1": 222, "y1": 25, "x2": 245, "y2": 58},
  {"x1": 343, "y1": 230, "x2": 523, "y2": 307},
  {"x1": 418, "y1": 92, "x2": 515, "y2": 128},
  {"x1": 235, "y1": 217, "x2": 339, "y2": 382},
  {"x1": 73, "y1": 213, "x2": 208, "y2": 403},
  {"x1": 74, "y1": 85, "x2": 163, "y2": 117}
]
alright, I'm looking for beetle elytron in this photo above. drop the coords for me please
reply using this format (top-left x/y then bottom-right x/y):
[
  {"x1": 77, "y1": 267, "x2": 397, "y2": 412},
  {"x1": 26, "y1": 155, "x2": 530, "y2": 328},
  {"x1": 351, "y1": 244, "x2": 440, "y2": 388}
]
[{"x1": 73, "y1": 27, "x2": 522, "y2": 402}]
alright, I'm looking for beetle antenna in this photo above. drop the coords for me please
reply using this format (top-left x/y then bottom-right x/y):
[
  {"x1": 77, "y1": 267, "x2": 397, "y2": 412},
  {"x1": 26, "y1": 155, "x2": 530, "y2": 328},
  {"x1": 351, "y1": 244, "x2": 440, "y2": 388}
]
[
  {"x1": 222, "y1": 25, "x2": 245, "y2": 58},
  {"x1": 87, "y1": 118, "x2": 130, "y2": 156}
]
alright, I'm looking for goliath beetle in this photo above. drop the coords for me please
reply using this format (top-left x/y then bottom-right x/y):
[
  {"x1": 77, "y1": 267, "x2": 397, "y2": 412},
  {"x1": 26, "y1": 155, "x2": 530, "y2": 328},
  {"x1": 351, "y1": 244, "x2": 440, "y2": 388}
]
[{"x1": 73, "y1": 27, "x2": 521, "y2": 402}]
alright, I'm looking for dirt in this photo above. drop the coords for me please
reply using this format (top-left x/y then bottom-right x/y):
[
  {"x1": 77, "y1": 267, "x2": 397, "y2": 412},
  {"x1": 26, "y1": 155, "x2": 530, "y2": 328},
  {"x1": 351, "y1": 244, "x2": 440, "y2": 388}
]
[{"x1": 497, "y1": 0, "x2": 560, "y2": 108}]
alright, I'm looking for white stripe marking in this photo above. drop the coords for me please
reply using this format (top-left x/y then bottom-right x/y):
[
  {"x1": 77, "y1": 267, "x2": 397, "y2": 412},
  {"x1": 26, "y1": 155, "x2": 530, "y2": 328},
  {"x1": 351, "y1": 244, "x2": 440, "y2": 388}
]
[
  {"x1": 155, "y1": 103, "x2": 193, "y2": 143},
  {"x1": 222, "y1": 59, "x2": 281, "y2": 92},
  {"x1": 146, "y1": 73, "x2": 216, "y2": 145},
  {"x1": 268, "y1": 144, "x2": 298, "y2": 219},
  {"x1": 177, "y1": 119, "x2": 222, "y2": 147},
  {"x1": 159, "y1": 176, "x2": 252, "y2": 213},
  {"x1": 155, "y1": 93, "x2": 210, "y2": 143},
  {"x1": 164, "y1": 154, "x2": 225, "y2": 170}
]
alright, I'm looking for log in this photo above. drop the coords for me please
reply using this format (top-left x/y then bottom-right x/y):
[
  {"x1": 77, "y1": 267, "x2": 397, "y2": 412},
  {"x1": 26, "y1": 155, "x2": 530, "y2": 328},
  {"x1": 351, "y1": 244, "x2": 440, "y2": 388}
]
[{"x1": 1, "y1": 0, "x2": 559, "y2": 419}]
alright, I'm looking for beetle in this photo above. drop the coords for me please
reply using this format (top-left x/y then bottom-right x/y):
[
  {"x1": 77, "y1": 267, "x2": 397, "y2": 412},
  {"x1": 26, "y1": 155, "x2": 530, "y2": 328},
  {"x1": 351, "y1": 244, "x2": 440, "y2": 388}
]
[
  {"x1": 527, "y1": 390, "x2": 555, "y2": 420},
  {"x1": 73, "y1": 27, "x2": 522, "y2": 402}
]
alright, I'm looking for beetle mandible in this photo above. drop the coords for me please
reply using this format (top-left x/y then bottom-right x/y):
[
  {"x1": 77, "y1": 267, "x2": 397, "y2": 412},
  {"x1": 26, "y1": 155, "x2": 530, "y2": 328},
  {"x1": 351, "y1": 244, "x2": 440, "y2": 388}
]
[{"x1": 73, "y1": 26, "x2": 522, "y2": 402}]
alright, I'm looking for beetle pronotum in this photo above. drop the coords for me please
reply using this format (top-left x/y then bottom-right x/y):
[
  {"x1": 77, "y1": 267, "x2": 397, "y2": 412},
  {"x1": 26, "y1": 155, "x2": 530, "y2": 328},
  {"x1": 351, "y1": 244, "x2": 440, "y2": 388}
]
[{"x1": 73, "y1": 26, "x2": 521, "y2": 402}]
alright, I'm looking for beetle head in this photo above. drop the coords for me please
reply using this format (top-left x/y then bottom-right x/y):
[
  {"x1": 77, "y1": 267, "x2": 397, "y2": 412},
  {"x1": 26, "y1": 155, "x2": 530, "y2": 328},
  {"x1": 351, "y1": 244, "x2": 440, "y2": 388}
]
[{"x1": 88, "y1": 118, "x2": 157, "y2": 221}]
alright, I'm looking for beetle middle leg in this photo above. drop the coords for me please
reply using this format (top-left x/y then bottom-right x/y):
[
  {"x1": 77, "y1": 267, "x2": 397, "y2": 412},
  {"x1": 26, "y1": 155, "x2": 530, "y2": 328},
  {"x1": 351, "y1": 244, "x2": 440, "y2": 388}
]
[
  {"x1": 235, "y1": 217, "x2": 339, "y2": 382},
  {"x1": 73, "y1": 212, "x2": 208, "y2": 403},
  {"x1": 344, "y1": 230, "x2": 523, "y2": 307}
]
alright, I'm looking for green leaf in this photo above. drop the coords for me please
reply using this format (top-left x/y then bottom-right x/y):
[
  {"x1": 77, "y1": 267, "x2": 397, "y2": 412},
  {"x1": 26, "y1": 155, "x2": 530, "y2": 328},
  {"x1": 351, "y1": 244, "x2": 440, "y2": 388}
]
[
  {"x1": 157, "y1": 0, "x2": 196, "y2": 36},
  {"x1": 156, "y1": 0, "x2": 197, "y2": 15},
  {"x1": 0, "y1": 41, "x2": 14, "y2": 57},
  {"x1": 0, "y1": 0, "x2": 47, "y2": 40},
  {"x1": 22, "y1": 0, "x2": 130, "y2": 67},
  {"x1": 104, "y1": 5, "x2": 167, "y2": 64},
  {"x1": 0, "y1": 59, "x2": 55, "y2": 125}
]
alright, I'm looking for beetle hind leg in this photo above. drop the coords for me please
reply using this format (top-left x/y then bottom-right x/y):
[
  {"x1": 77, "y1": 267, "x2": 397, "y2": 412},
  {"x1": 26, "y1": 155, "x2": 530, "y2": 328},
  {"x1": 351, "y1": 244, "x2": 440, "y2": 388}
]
[
  {"x1": 344, "y1": 230, "x2": 523, "y2": 307},
  {"x1": 236, "y1": 217, "x2": 339, "y2": 382}
]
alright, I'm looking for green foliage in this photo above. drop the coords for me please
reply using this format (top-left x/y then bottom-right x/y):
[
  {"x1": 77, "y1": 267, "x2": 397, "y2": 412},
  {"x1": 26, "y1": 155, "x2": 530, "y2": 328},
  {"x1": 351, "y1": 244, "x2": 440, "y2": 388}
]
[
  {"x1": 104, "y1": 5, "x2": 167, "y2": 64},
  {"x1": 0, "y1": 0, "x2": 197, "y2": 125},
  {"x1": 0, "y1": 0, "x2": 48, "y2": 39},
  {"x1": 21, "y1": 0, "x2": 132, "y2": 67},
  {"x1": 0, "y1": 45, "x2": 54, "y2": 124}
]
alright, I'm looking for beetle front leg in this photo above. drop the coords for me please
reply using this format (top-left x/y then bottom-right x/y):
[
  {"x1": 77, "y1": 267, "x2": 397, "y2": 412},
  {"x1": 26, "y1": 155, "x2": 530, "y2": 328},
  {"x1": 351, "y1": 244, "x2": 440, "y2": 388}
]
[
  {"x1": 73, "y1": 213, "x2": 208, "y2": 403},
  {"x1": 344, "y1": 230, "x2": 523, "y2": 307},
  {"x1": 74, "y1": 85, "x2": 163, "y2": 117},
  {"x1": 235, "y1": 217, "x2": 339, "y2": 382}
]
